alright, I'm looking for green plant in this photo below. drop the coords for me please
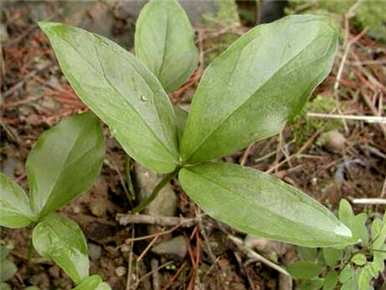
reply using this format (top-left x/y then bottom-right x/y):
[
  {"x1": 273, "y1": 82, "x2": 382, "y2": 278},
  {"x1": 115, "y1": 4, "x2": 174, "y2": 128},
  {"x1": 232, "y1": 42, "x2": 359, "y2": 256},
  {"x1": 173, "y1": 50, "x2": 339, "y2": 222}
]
[
  {"x1": 288, "y1": 199, "x2": 386, "y2": 290},
  {"x1": 39, "y1": 0, "x2": 356, "y2": 248},
  {"x1": 0, "y1": 112, "x2": 109, "y2": 289}
]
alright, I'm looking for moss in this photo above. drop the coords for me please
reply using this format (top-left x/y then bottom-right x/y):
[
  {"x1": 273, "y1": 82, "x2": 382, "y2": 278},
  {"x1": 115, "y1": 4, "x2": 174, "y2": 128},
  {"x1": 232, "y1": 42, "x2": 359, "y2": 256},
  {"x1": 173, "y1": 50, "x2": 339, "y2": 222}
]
[
  {"x1": 292, "y1": 95, "x2": 343, "y2": 145},
  {"x1": 203, "y1": 0, "x2": 240, "y2": 26},
  {"x1": 287, "y1": 0, "x2": 386, "y2": 42},
  {"x1": 204, "y1": 32, "x2": 239, "y2": 65}
]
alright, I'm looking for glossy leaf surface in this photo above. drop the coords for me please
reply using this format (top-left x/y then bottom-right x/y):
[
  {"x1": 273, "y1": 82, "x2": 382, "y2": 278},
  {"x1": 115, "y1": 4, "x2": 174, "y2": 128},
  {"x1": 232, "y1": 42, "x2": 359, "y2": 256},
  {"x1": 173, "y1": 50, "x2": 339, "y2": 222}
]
[
  {"x1": 181, "y1": 15, "x2": 338, "y2": 163},
  {"x1": 26, "y1": 112, "x2": 104, "y2": 217},
  {"x1": 179, "y1": 162, "x2": 353, "y2": 247},
  {"x1": 135, "y1": 0, "x2": 198, "y2": 92},
  {"x1": 32, "y1": 214, "x2": 89, "y2": 284},
  {"x1": 0, "y1": 172, "x2": 34, "y2": 228},
  {"x1": 39, "y1": 22, "x2": 179, "y2": 173},
  {"x1": 72, "y1": 275, "x2": 111, "y2": 290}
]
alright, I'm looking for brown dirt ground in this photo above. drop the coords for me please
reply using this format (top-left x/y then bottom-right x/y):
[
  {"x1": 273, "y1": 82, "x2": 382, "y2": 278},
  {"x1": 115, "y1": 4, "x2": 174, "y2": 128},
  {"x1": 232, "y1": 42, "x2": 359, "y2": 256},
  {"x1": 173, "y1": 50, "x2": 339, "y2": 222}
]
[{"x1": 1, "y1": 2, "x2": 386, "y2": 290}]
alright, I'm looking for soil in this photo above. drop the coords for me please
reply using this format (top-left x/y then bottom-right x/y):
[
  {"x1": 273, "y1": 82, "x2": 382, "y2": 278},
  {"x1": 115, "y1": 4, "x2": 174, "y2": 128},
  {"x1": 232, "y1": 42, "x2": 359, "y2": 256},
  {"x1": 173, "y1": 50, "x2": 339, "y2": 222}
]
[{"x1": 1, "y1": 1, "x2": 386, "y2": 290}]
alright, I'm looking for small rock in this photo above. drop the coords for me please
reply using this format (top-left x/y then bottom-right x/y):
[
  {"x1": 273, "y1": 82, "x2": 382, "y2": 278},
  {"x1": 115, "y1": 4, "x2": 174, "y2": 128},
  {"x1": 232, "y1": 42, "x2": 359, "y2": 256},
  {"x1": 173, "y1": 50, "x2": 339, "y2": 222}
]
[
  {"x1": 244, "y1": 235, "x2": 287, "y2": 257},
  {"x1": 89, "y1": 198, "x2": 107, "y2": 217},
  {"x1": 317, "y1": 130, "x2": 346, "y2": 153},
  {"x1": 88, "y1": 243, "x2": 102, "y2": 261},
  {"x1": 152, "y1": 236, "x2": 187, "y2": 259},
  {"x1": 30, "y1": 273, "x2": 50, "y2": 290},
  {"x1": 115, "y1": 266, "x2": 127, "y2": 277},
  {"x1": 120, "y1": 244, "x2": 131, "y2": 253},
  {"x1": 48, "y1": 266, "x2": 60, "y2": 278},
  {"x1": 135, "y1": 164, "x2": 177, "y2": 218}
]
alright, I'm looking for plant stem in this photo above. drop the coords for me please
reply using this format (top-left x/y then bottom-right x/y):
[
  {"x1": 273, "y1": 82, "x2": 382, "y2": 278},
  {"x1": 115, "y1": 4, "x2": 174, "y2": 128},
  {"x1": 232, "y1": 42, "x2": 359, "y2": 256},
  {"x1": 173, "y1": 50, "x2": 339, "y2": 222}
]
[{"x1": 132, "y1": 169, "x2": 178, "y2": 214}]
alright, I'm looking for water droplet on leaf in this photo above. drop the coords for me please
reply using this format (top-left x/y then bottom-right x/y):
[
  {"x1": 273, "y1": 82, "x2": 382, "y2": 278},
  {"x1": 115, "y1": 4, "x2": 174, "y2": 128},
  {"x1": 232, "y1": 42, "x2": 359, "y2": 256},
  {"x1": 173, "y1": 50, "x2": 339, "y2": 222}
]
[{"x1": 140, "y1": 95, "x2": 148, "y2": 102}]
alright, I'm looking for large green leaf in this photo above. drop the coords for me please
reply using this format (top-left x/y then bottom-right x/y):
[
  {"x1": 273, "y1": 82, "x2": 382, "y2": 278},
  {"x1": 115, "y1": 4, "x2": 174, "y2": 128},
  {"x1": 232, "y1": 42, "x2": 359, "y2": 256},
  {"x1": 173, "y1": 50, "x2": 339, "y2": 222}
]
[
  {"x1": 0, "y1": 172, "x2": 34, "y2": 228},
  {"x1": 180, "y1": 15, "x2": 338, "y2": 163},
  {"x1": 135, "y1": 0, "x2": 198, "y2": 92},
  {"x1": 32, "y1": 214, "x2": 89, "y2": 284},
  {"x1": 39, "y1": 22, "x2": 179, "y2": 173},
  {"x1": 26, "y1": 112, "x2": 104, "y2": 217},
  {"x1": 72, "y1": 275, "x2": 110, "y2": 290},
  {"x1": 179, "y1": 162, "x2": 353, "y2": 247}
]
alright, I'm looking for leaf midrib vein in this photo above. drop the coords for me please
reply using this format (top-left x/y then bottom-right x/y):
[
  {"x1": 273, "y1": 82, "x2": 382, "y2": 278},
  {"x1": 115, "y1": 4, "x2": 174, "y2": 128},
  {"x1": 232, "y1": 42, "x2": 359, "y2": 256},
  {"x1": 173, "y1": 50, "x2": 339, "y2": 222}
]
[
  {"x1": 59, "y1": 34, "x2": 177, "y2": 163},
  {"x1": 185, "y1": 167, "x2": 335, "y2": 233}
]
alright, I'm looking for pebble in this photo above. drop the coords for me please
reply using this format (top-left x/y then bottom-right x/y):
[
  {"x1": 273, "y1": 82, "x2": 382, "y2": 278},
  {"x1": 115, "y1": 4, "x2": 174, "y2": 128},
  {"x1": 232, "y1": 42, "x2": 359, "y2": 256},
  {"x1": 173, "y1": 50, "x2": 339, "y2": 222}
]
[
  {"x1": 88, "y1": 243, "x2": 102, "y2": 261},
  {"x1": 152, "y1": 236, "x2": 187, "y2": 259},
  {"x1": 89, "y1": 199, "x2": 107, "y2": 217},
  {"x1": 317, "y1": 130, "x2": 346, "y2": 152},
  {"x1": 115, "y1": 266, "x2": 127, "y2": 277}
]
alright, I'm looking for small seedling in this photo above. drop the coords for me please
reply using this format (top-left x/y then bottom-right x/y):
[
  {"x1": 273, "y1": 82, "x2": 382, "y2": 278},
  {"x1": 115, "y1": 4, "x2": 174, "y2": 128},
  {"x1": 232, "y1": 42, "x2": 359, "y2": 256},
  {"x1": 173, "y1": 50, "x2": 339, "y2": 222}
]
[
  {"x1": 0, "y1": 113, "x2": 109, "y2": 289},
  {"x1": 38, "y1": 0, "x2": 357, "y2": 249},
  {"x1": 288, "y1": 199, "x2": 386, "y2": 290}
]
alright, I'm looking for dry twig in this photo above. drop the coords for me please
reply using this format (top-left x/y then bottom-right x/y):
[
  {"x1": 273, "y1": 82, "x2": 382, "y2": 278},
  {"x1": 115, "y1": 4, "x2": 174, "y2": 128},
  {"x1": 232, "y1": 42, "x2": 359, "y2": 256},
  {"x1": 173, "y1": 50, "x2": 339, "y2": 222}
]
[{"x1": 117, "y1": 214, "x2": 201, "y2": 228}]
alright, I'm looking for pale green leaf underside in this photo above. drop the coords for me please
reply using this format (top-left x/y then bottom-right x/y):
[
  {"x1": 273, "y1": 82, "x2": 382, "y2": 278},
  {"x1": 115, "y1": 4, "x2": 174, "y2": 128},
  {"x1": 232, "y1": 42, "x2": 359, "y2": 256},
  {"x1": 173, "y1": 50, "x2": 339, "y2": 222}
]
[
  {"x1": 26, "y1": 112, "x2": 105, "y2": 217},
  {"x1": 32, "y1": 214, "x2": 89, "y2": 284},
  {"x1": 179, "y1": 162, "x2": 353, "y2": 247},
  {"x1": 135, "y1": 0, "x2": 198, "y2": 92},
  {"x1": 72, "y1": 275, "x2": 111, "y2": 290},
  {"x1": 181, "y1": 15, "x2": 338, "y2": 163},
  {"x1": 0, "y1": 172, "x2": 34, "y2": 228},
  {"x1": 39, "y1": 22, "x2": 179, "y2": 173}
]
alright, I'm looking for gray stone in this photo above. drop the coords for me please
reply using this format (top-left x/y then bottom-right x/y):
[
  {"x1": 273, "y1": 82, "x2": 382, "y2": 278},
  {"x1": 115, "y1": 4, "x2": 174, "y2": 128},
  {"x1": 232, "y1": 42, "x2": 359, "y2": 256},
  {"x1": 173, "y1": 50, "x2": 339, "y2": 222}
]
[
  {"x1": 317, "y1": 130, "x2": 346, "y2": 153},
  {"x1": 152, "y1": 236, "x2": 187, "y2": 259},
  {"x1": 88, "y1": 243, "x2": 102, "y2": 261},
  {"x1": 135, "y1": 163, "x2": 177, "y2": 218}
]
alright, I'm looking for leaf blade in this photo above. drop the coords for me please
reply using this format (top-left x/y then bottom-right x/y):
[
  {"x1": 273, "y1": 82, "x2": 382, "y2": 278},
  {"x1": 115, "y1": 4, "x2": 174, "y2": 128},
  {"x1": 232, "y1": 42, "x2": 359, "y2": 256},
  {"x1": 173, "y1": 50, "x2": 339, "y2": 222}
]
[
  {"x1": 0, "y1": 172, "x2": 34, "y2": 228},
  {"x1": 32, "y1": 214, "x2": 89, "y2": 283},
  {"x1": 26, "y1": 112, "x2": 104, "y2": 216},
  {"x1": 181, "y1": 15, "x2": 338, "y2": 163},
  {"x1": 39, "y1": 22, "x2": 179, "y2": 173},
  {"x1": 179, "y1": 162, "x2": 353, "y2": 247},
  {"x1": 135, "y1": 0, "x2": 198, "y2": 92}
]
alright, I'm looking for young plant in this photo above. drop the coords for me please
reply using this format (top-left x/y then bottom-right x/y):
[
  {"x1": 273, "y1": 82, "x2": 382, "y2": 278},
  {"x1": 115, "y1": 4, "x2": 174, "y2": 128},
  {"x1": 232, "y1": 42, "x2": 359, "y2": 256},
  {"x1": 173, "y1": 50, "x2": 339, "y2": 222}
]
[
  {"x1": 288, "y1": 200, "x2": 386, "y2": 290},
  {"x1": 0, "y1": 113, "x2": 109, "y2": 289},
  {"x1": 39, "y1": 0, "x2": 354, "y2": 248}
]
